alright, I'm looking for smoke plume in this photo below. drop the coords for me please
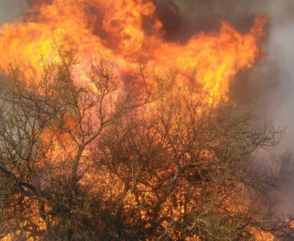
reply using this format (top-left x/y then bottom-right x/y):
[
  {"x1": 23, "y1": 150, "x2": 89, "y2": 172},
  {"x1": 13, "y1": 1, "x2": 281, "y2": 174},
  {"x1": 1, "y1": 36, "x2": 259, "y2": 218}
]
[
  {"x1": 0, "y1": 0, "x2": 27, "y2": 24},
  {"x1": 170, "y1": 0, "x2": 294, "y2": 150}
]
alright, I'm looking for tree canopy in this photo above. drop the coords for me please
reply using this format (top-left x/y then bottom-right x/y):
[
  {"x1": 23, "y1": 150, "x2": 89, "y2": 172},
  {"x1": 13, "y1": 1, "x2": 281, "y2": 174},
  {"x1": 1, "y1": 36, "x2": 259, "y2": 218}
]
[{"x1": 0, "y1": 49, "x2": 293, "y2": 240}]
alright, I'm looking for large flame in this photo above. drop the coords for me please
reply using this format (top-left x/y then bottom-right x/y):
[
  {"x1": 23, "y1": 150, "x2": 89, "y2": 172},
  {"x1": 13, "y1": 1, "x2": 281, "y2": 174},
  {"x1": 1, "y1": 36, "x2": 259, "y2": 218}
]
[
  {"x1": 0, "y1": 0, "x2": 267, "y2": 102},
  {"x1": 0, "y1": 0, "x2": 273, "y2": 240}
]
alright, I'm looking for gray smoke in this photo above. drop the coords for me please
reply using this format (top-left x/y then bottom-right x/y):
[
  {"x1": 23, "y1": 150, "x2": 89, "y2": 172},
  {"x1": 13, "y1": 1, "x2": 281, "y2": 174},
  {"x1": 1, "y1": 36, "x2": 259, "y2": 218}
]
[
  {"x1": 0, "y1": 0, "x2": 27, "y2": 24},
  {"x1": 171, "y1": 0, "x2": 294, "y2": 216},
  {"x1": 172, "y1": 0, "x2": 294, "y2": 150}
]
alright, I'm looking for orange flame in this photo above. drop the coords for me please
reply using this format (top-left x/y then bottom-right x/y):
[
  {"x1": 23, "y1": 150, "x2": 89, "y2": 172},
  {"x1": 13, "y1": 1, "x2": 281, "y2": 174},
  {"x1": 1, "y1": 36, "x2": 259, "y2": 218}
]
[
  {"x1": 0, "y1": 1, "x2": 271, "y2": 240},
  {"x1": 0, "y1": 0, "x2": 268, "y2": 102}
]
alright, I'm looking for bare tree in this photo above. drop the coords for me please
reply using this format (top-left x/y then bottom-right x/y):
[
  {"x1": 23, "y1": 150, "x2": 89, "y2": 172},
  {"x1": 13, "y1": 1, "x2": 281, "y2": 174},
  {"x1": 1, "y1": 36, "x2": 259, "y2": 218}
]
[{"x1": 0, "y1": 48, "x2": 293, "y2": 240}]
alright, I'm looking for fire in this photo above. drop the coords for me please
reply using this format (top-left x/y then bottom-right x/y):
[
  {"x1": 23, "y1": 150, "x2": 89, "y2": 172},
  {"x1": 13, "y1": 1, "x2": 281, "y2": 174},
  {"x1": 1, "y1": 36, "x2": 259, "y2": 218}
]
[
  {"x1": 0, "y1": 0, "x2": 273, "y2": 240},
  {"x1": 255, "y1": 231, "x2": 275, "y2": 241},
  {"x1": 0, "y1": 0, "x2": 267, "y2": 102}
]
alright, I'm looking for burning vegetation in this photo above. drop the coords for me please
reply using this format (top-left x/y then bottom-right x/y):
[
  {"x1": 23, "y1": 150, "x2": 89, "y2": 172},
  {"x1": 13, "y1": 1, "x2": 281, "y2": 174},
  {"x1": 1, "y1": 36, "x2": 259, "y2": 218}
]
[{"x1": 0, "y1": 0, "x2": 293, "y2": 240}]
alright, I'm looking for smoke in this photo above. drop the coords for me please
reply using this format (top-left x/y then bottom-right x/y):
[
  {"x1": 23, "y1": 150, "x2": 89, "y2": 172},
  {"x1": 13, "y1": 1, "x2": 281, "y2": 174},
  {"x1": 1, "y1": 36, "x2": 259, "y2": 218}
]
[
  {"x1": 152, "y1": 0, "x2": 294, "y2": 217},
  {"x1": 0, "y1": 0, "x2": 27, "y2": 24},
  {"x1": 169, "y1": 0, "x2": 294, "y2": 150},
  {"x1": 152, "y1": 0, "x2": 256, "y2": 42},
  {"x1": 26, "y1": 0, "x2": 53, "y2": 7},
  {"x1": 148, "y1": 0, "x2": 294, "y2": 152},
  {"x1": 260, "y1": 1, "x2": 294, "y2": 149},
  {"x1": 149, "y1": 0, "x2": 294, "y2": 150}
]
